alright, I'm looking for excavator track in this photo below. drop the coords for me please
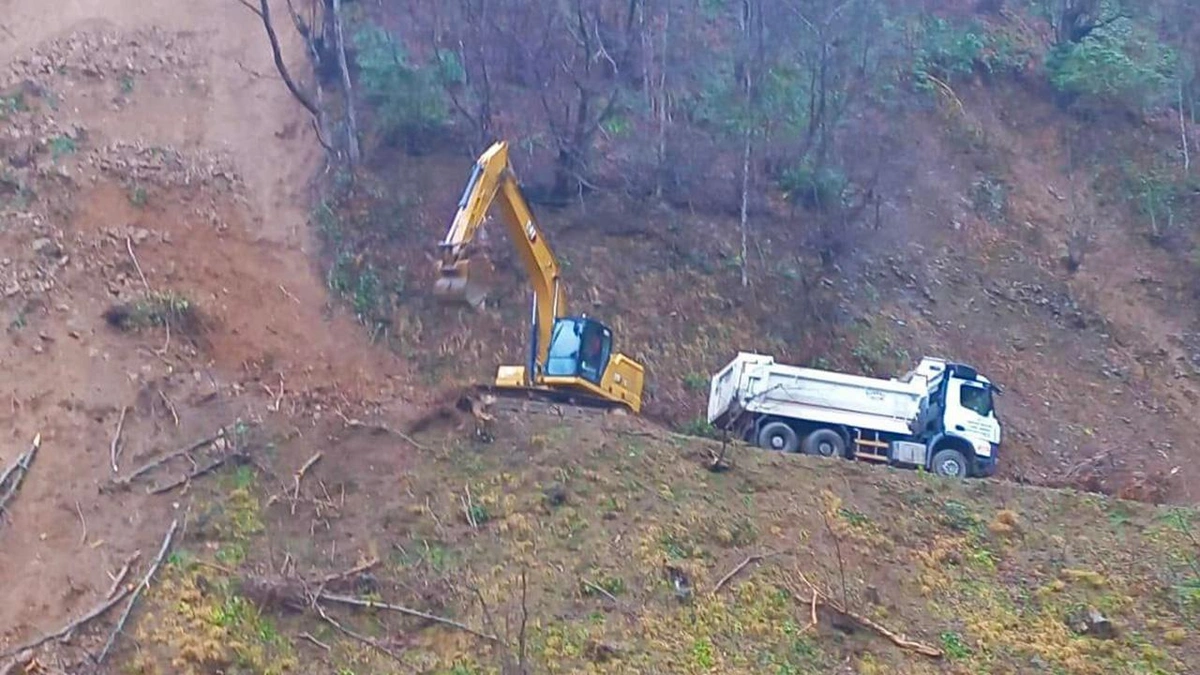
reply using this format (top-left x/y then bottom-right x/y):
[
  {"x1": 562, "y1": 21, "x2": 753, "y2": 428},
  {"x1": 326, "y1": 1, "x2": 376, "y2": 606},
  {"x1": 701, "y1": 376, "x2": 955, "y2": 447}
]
[{"x1": 458, "y1": 384, "x2": 633, "y2": 421}]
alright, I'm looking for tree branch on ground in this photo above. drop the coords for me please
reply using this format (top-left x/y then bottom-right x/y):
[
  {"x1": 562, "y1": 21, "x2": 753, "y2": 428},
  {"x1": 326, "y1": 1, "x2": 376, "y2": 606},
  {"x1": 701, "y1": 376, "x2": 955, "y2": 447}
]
[{"x1": 784, "y1": 568, "x2": 943, "y2": 658}]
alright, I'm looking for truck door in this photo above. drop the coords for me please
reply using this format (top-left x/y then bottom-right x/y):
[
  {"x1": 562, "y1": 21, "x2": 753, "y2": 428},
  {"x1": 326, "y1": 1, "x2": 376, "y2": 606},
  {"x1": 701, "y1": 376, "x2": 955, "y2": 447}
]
[{"x1": 944, "y1": 378, "x2": 998, "y2": 451}]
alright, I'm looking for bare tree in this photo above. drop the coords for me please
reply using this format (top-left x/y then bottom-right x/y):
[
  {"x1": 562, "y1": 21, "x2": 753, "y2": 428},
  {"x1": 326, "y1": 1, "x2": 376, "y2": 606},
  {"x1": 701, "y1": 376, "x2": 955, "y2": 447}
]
[
  {"x1": 236, "y1": 0, "x2": 336, "y2": 152},
  {"x1": 536, "y1": 0, "x2": 625, "y2": 198},
  {"x1": 331, "y1": 0, "x2": 362, "y2": 167},
  {"x1": 1039, "y1": 0, "x2": 1131, "y2": 46}
]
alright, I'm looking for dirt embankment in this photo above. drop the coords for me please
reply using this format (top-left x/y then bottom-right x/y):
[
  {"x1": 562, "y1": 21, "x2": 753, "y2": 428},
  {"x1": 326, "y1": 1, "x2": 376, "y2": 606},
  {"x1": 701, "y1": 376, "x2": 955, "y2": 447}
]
[{"x1": 0, "y1": 0, "x2": 409, "y2": 658}]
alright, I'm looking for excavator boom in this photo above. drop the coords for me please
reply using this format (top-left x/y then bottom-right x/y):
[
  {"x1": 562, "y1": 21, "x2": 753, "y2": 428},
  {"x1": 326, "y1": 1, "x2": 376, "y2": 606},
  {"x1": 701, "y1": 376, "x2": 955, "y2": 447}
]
[
  {"x1": 433, "y1": 141, "x2": 645, "y2": 412},
  {"x1": 436, "y1": 142, "x2": 565, "y2": 366}
]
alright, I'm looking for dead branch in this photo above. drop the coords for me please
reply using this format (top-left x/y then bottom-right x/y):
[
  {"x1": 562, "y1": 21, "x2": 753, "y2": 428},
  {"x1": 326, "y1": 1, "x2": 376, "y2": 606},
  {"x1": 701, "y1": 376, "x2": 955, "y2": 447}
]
[
  {"x1": 318, "y1": 592, "x2": 501, "y2": 643},
  {"x1": 462, "y1": 483, "x2": 478, "y2": 529},
  {"x1": 581, "y1": 578, "x2": 618, "y2": 603},
  {"x1": 805, "y1": 588, "x2": 819, "y2": 633},
  {"x1": 337, "y1": 412, "x2": 430, "y2": 451},
  {"x1": 106, "y1": 433, "x2": 221, "y2": 490},
  {"x1": 1180, "y1": 78, "x2": 1191, "y2": 174},
  {"x1": 75, "y1": 501, "x2": 87, "y2": 546},
  {"x1": 316, "y1": 557, "x2": 379, "y2": 586},
  {"x1": 819, "y1": 508, "x2": 850, "y2": 609},
  {"x1": 710, "y1": 550, "x2": 783, "y2": 595},
  {"x1": 125, "y1": 237, "x2": 150, "y2": 291},
  {"x1": 154, "y1": 317, "x2": 171, "y2": 356},
  {"x1": 314, "y1": 602, "x2": 403, "y2": 661},
  {"x1": 291, "y1": 452, "x2": 322, "y2": 515},
  {"x1": 149, "y1": 453, "x2": 242, "y2": 494},
  {"x1": 97, "y1": 519, "x2": 179, "y2": 663},
  {"x1": 0, "y1": 433, "x2": 41, "y2": 517},
  {"x1": 109, "y1": 406, "x2": 129, "y2": 473},
  {"x1": 235, "y1": 0, "x2": 262, "y2": 16},
  {"x1": 299, "y1": 631, "x2": 331, "y2": 651},
  {"x1": 158, "y1": 390, "x2": 179, "y2": 427},
  {"x1": 0, "y1": 583, "x2": 134, "y2": 658},
  {"x1": 516, "y1": 569, "x2": 529, "y2": 670},
  {"x1": 924, "y1": 74, "x2": 964, "y2": 114},
  {"x1": 787, "y1": 569, "x2": 942, "y2": 658},
  {"x1": 105, "y1": 552, "x2": 140, "y2": 601}
]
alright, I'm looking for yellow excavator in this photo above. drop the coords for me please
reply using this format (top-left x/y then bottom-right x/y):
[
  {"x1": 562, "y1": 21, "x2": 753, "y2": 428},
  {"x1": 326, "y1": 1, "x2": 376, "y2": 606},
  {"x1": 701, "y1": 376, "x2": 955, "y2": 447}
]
[{"x1": 433, "y1": 141, "x2": 645, "y2": 413}]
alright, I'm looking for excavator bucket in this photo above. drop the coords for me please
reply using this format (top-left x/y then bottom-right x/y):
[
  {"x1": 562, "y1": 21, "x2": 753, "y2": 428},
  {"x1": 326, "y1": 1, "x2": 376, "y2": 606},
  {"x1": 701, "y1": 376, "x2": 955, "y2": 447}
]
[{"x1": 434, "y1": 258, "x2": 493, "y2": 309}]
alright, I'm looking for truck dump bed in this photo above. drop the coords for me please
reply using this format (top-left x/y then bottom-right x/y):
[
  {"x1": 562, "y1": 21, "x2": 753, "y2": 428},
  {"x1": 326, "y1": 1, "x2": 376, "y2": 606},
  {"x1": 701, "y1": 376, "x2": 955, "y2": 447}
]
[{"x1": 707, "y1": 353, "x2": 924, "y2": 436}]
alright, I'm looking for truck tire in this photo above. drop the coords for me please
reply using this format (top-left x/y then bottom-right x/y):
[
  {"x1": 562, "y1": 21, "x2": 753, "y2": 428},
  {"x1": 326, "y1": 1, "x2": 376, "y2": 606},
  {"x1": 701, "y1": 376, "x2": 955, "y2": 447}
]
[
  {"x1": 802, "y1": 429, "x2": 845, "y2": 458},
  {"x1": 931, "y1": 448, "x2": 969, "y2": 478},
  {"x1": 757, "y1": 422, "x2": 800, "y2": 453}
]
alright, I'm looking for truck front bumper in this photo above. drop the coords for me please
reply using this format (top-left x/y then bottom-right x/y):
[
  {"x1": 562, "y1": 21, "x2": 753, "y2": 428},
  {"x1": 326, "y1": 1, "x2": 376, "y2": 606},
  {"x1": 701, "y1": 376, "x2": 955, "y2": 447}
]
[{"x1": 972, "y1": 454, "x2": 997, "y2": 478}]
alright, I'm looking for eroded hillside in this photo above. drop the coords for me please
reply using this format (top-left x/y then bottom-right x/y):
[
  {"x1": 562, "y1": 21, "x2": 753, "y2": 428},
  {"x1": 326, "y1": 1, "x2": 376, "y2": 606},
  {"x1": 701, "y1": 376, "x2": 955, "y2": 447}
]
[{"x1": 1, "y1": 0, "x2": 1200, "y2": 673}]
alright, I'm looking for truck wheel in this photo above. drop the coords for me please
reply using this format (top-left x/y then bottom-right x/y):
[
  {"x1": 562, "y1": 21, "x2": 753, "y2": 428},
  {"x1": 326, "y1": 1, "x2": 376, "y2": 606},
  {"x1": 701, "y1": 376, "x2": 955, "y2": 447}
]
[
  {"x1": 802, "y1": 429, "x2": 845, "y2": 458},
  {"x1": 931, "y1": 448, "x2": 969, "y2": 478},
  {"x1": 757, "y1": 422, "x2": 800, "y2": 452}
]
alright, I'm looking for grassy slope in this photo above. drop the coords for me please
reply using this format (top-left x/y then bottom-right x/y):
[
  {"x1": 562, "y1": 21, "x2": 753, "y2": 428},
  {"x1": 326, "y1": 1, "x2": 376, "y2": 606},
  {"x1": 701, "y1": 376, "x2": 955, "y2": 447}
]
[{"x1": 128, "y1": 411, "x2": 1199, "y2": 675}]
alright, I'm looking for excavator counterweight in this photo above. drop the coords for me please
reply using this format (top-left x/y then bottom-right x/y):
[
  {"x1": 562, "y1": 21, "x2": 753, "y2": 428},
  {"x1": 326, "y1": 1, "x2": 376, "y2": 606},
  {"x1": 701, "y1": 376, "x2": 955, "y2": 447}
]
[{"x1": 434, "y1": 141, "x2": 645, "y2": 413}]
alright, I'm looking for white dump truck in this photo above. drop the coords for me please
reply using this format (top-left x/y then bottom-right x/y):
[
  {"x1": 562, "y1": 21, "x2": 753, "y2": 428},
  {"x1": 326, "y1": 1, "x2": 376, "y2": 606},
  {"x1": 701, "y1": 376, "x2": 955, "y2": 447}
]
[{"x1": 707, "y1": 353, "x2": 1002, "y2": 478}]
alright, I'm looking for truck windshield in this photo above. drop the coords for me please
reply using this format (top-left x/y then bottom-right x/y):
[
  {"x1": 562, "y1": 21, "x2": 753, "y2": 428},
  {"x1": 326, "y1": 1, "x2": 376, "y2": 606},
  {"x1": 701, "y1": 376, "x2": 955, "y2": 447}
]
[{"x1": 959, "y1": 383, "x2": 993, "y2": 417}]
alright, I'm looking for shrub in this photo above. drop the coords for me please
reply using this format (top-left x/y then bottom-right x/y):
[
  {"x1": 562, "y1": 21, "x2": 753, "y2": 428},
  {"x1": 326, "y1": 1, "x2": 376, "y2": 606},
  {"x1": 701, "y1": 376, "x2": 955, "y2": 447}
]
[
  {"x1": 1122, "y1": 163, "x2": 1200, "y2": 247},
  {"x1": 1046, "y1": 19, "x2": 1177, "y2": 112},
  {"x1": 970, "y1": 176, "x2": 1008, "y2": 222},
  {"x1": 912, "y1": 17, "x2": 989, "y2": 84},
  {"x1": 777, "y1": 161, "x2": 849, "y2": 212},
  {"x1": 353, "y1": 26, "x2": 452, "y2": 146},
  {"x1": 910, "y1": 17, "x2": 1031, "y2": 89}
]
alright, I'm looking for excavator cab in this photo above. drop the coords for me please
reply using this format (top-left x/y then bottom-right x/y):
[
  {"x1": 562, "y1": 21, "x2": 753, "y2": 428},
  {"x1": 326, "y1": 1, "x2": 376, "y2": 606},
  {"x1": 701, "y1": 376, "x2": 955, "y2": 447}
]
[{"x1": 544, "y1": 317, "x2": 613, "y2": 385}]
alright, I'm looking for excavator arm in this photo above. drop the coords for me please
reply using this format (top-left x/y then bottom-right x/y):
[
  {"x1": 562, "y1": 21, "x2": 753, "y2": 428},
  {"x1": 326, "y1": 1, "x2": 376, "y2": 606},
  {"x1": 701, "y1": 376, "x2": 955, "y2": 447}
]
[
  {"x1": 435, "y1": 141, "x2": 645, "y2": 412},
  {"x1": 436, "y1": 142, "x2": 567, "y2": 366}
]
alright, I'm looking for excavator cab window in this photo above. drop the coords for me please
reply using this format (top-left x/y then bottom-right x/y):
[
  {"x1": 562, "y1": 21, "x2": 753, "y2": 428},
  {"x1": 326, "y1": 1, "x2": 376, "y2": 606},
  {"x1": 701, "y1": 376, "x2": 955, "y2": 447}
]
[{"x1": 545, "y1": 317, "x2": 613, "y2": 385}]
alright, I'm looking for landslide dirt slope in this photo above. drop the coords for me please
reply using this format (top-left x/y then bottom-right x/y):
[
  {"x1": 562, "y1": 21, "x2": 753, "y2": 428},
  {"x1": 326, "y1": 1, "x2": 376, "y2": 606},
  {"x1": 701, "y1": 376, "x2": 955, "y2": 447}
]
[{"x1": 0, "y1": 0, "x2": 407, "y2": 666}]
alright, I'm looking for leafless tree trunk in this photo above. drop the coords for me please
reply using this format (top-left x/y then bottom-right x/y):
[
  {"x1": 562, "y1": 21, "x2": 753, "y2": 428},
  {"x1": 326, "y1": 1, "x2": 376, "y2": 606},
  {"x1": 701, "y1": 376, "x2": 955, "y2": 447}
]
[
  {"x1": 739, "y1": 130, "x2": 751, "y2": 288},
  {"x1": 429, "y1": 0, "x2": 494, "y2": 152},
  {"x1": 331, "y1": 0, "x2": 361, "y2": 167},
  {"x1": 655, "y1": 6, "x2": 670, "y2": 199},
  {"x1": 738, "y1": 0, "x2": 753, "y2": 287},
  {"x1": 237, "y1": 0, "x2": 333, "y2": 151},
  {"x1": 1180, "y1": 77, "x2": 1191, "y2": 174}
]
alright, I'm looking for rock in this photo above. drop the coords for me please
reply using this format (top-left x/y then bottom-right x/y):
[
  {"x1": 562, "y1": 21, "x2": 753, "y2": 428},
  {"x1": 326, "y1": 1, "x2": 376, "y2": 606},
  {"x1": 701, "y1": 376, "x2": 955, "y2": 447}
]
[
  {"x1": 3, "y1": 282, "x2": 19, "y2": 297},
  {"x1": 542, "y1": 482, "x2": 568, "y2": 508},
  {"x1": 1067, "y1": 606, "x2": 1117, "y2": 640},
  {"x1": 665, "y1": 565, "x2": 691, "y2": 603},
  {"x1": 583, "y1": 639, "x2": 621, "y2": 663},
  {"x1": 31, "y1": 237, "x2": 59, "y2": 255}
]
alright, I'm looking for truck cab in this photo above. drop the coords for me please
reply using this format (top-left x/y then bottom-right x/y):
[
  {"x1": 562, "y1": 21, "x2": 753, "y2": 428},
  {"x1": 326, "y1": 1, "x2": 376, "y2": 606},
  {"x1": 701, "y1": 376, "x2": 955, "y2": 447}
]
[{"x1": 908, "y1": 360, "x2": 1001, "y2": 477}]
